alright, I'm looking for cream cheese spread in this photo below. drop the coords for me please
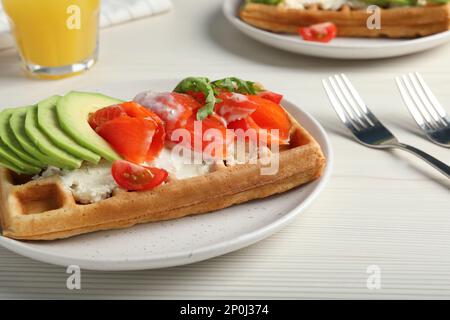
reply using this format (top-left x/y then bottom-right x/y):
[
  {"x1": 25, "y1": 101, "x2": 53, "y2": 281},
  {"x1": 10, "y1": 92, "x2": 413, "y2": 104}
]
[
  {"x1": 35, "y1": 161, "x2": 117, "y2": 204},
  {"x1": 147, "y1": 147, "x2": 211, "y2": 180},
  {"x1": 34, "y1": 147, "x2": 213, "y2": 203}
]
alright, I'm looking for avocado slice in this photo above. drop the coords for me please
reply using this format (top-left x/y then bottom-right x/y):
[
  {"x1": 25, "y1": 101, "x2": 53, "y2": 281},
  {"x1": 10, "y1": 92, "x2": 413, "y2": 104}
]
[
  {"x1": 37, "y1": 95, "x2": 101, "y2": 164},
  {"x1": 57, "y1": 91, "x2": 122, "y2": 161},
  {"x1": 0, "y1": 109, "x2": 43, "y2": 167},
  {"x1": 0, "y1": 138, "x2": 41, "y2": 174},
  {"x1": 10, "y1": 107, "x2": 73, "y2": 169},
  {"x1": 25, "y1": 105, "x2": 82, "y2": 170},
  {"x1": 0, "y1": 153, "x2": 30, "y2": 175}
]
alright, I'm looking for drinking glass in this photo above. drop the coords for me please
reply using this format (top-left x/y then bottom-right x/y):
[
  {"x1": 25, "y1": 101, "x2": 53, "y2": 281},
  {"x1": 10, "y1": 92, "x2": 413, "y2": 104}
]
[{"x1": 2, "y1": 0, "x2": 100, "y2": 79}]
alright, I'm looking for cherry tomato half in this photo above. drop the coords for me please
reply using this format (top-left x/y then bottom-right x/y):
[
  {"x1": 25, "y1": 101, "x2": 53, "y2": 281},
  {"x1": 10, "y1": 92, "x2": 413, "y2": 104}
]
[
  {"x1": 298, "y1": 22, "x2": 337, "y2": 43},
  {"x1": 112, "y1": 160, "x2": 168, "y2": 191}
]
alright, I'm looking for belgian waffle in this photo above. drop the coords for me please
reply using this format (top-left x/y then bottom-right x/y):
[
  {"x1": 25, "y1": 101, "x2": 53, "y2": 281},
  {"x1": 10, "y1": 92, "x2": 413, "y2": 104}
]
[
  {"x1": 0, "y1": 107, "x2": 326, "y2": 241},
  {"x1": 240, "y1": 3, "x2": 450, "y2": 38}
]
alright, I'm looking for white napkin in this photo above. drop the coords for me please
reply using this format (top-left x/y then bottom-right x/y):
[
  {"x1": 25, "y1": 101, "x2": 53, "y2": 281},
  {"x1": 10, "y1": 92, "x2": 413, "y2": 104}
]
[{"x1": 0, "y1": 0, "x2": 172, "y2": 50}]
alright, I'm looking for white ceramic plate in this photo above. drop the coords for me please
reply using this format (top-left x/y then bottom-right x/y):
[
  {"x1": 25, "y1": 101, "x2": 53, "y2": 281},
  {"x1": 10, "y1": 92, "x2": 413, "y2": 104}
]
[
  {"x1": 223, "y1": 0, "x2": 450, "y2": 59},
  {"x1": 0, "y1": 79, "x2": 333, "y2": 271}
]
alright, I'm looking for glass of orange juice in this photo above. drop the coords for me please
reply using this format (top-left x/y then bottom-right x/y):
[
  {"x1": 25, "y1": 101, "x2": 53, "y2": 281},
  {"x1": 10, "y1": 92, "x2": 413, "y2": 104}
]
[{"x1": 2, "y1": 0, "x2": 100, "y2": 79}]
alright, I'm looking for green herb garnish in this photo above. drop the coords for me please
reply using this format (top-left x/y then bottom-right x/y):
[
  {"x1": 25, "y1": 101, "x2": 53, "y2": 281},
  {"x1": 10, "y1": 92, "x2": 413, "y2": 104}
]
[
  {"x1": 212, "y1": 77, "x2": 261, "y2": 95},
  {"x1": 173, "y1": 77, "x2": 216, "y2": 120},
  {"x1": 173, "y1": 76, "x2": 263, "y2": 120}
]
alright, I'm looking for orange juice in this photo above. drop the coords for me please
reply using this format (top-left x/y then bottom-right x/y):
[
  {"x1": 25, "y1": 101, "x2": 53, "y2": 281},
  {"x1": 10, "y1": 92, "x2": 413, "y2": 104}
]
[{"x1": 2, "y1": 0, "x2": 100, "y2": 79}]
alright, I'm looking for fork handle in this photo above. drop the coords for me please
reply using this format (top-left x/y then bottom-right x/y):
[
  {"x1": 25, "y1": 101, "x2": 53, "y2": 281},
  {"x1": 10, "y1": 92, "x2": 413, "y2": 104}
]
[{"x1": 394, "y1": 143, "x2": 450, "y2": 179}]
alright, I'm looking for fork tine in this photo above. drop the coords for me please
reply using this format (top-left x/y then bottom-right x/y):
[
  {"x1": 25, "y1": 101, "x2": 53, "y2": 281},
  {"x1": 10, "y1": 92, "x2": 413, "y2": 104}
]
[
  {"x1": 333, "y1": 74, "x2": 372, "y2": 128},
  {"x1": 340, "y1": 74, "x2": 380, "y2": 126},
  {"x1": 400, "y1": 75, "x2": 438, "y2": 130},
  {"x1": 322, "y1": 79, "x2": 359, "y2": 135},
  {"x1": 328, "y1": 76, "x2": 365, "y2": 130},
  {"x1": 395, "y1": 76, "x2": 430, "y2": 130},
  {"x1": 408, "y1": 73, "x2": 444, "y2": 127},
  {"x1": 414, "y1": 72, "x2": 449, "y2": 125}
]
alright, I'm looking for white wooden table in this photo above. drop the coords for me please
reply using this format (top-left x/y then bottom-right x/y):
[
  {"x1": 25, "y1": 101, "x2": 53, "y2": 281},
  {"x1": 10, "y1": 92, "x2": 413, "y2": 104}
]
[{"x1": 0, "y1": 0, "x2": 449, "y2": 299}]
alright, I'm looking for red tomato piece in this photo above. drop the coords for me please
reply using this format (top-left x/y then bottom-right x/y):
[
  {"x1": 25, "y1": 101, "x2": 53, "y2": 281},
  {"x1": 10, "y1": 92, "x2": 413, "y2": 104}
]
[
  {"x1": 89, "y1": 102, "x2": 158, "y2": 130},
  {"x1": 228, "y1": 96, "x2": 291, "y2": 145},
  {"x1": 89, "y1": 102, "x2": 166, "y2": 162},
  {"x1": 298, "y1": 22, "x2": 337, "y2": 43},
  {"x1": 186, "y1": 90, "x2": 206, "y2": 105},
  {"x1": 227, "y1": 116, "x2": 258, "y2": 132},
  {"x1": 145, "y1": 113, "x2": 165, "y2": 161},
  {"x1": 119, "y1": 101, "x2": 157, "y2": 118},
  {"x1": 134, "y1": 92, "x2": 199, "y2": 138},
  {"x1": 227, "y1": 116, "x2": 270, "y2": 145},
  {"x1": 247, "y1": 95, "x2": 291, "y2": 144},
  {"x1": 115, "y1": 102, "x2": 166, "y2": 160},
  {"x1": 97, "y1": 116, "x2": 156, "y2": 164},
  {"x1": 112, "y1": 160, "x2": 168, "y2": 191},
  {"x1": 173, "y1": 112, "x2": 231, "y2": 158},
  {"x1": 257, "y1": 91, "x2": 283, "y2": 104},
  {"x1": 227, "y1": 117, "x2": 258, "y2": 141},
  {"x1": 88, "y1": 104, "x2": 125, "y2": 130},
  {"x1": 214, "y1": 92, "x2": 258, "y2": 124}
]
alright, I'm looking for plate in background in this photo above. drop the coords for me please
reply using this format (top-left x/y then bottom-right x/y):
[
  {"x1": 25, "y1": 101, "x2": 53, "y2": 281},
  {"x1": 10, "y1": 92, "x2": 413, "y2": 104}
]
[{"x1": 223, "y1": 0, "x2": 450, "y2": 59}]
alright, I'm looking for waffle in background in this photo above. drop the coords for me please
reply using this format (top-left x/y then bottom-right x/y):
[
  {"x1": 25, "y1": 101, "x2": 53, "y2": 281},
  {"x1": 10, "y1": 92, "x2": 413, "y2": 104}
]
[{"x1": 240, "y1": 3, "x2": 450, "y2": 38}]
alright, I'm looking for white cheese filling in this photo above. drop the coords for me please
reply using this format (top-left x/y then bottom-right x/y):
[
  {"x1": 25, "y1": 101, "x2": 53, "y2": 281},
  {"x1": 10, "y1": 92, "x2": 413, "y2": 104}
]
[
  {"x1": 147, "y1": 147, "x2": 212, "y2": 180},
  {"x1": 36, "y1": 161, "x2": 117, "y2": 205},
  {"x1": 32, "y1": 142, "x2": 276, "y2": 204},
  {"x1": 33, "y1": 147, "x2": 213, "y2": 204}
]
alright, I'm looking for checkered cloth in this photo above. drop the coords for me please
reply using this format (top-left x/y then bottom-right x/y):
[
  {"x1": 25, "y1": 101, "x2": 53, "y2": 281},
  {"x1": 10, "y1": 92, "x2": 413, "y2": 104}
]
[{"x1": 0, "y1": 0, "x2": 172, "y2": 49}]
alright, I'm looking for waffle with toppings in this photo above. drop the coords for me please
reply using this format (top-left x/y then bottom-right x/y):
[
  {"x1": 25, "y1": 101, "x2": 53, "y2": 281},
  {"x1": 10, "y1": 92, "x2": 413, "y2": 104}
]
[
  {"x1": 240, "y1": 0, "x2": 450, "y2": 38},
  {"x1": 0, "y1": 77, "x2": 326, "y2": 240}
]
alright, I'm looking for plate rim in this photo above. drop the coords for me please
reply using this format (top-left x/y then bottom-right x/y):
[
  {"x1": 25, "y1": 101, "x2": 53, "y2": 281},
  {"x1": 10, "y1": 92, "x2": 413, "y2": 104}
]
[
  {"x1": 0, "y1": 92, "x2": 334, "y2": 271},
  {"x1": 223, "y1": 0, "x2": 450, "y2": 52}
]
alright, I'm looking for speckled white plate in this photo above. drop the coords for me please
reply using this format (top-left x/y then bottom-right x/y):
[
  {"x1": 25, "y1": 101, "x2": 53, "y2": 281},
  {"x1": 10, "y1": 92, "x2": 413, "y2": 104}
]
[
  {"x1": 0, "y1": 79, "x2": 333, "y2": 271},
  {"x1": 224, "y1": 0, "x2": 450, "y2": 59}
]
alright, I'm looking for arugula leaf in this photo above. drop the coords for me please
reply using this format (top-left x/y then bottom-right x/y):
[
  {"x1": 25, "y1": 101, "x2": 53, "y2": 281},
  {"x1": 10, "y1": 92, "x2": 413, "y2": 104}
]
[
  {"x1": 173, "y1": 76, "x2": 264, "y2": 120},
  {"x1": 212, "y1": 77, "x2": 262, "y2": 95},
  {"x1": 173, "y1": 77, "x2": 216, "y2": 120}
]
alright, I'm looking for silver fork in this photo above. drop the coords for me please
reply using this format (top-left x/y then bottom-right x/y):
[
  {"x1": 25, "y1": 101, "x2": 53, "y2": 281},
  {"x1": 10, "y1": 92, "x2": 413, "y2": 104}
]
[
  {"x1": 322, "y1": 74, "x2": 450, "y2": 179},
  {"x1": 396, "y1": 72, "x2": 450, "y2": 148}
]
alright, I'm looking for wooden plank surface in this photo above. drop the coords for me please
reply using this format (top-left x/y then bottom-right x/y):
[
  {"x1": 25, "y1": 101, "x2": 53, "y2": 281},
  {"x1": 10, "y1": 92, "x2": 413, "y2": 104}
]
[{"x1": 0, "y1": 0, "x2": 449, "y2": 299}]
